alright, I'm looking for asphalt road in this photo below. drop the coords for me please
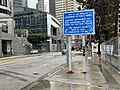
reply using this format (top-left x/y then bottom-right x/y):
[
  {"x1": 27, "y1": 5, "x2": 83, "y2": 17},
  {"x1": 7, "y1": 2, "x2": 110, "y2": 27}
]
[{"x1": 0, "y1": 52, "x2": 80, "y2": 90}]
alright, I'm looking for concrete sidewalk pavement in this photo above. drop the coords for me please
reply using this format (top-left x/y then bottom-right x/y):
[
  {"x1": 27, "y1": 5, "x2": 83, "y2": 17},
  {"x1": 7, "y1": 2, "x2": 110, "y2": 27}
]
[{"x1": 21, "y1": 54, "x2": 108, "y2": 90}]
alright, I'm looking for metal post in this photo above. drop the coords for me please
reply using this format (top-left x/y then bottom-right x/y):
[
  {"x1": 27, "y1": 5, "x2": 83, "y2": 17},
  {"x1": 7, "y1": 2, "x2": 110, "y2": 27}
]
[
  {"x1": 82, "y1": 35, "x2": 87, "y2": 73},
  {"x1": 65, "y1": 0, "x2": 73, "y2": 73},
  {"x1": 80, "y1": 3, "x2": 87, "y2": 73},
  {"x1": 91, "y1": 42, "x2": 94, "y2": 64},
  {"x1": 66, "y1": 35, "x2": 72, "y2": 73}
]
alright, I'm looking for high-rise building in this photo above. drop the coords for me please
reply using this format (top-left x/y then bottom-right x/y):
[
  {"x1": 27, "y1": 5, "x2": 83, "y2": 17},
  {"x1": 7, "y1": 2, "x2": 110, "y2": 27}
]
[
  {"x1": 36, "y1": 0, "x2": 44, "y2": 11},
  {"x1": 36, "y1": 0, "x2": 56, "y2": 16},
  {"x1": 55, "y1": 0, "x2": 79, "y2": 25},
  {"x1": 55, "y1": 0, "x2": 80, "y2": 48},
  {"x1": 117, "y1": 1, "x2": 120, "y2": 35},
  {"x1": 13, "y1": 0, "x2": 27, "y2": 7},
  {"x1": 13, "y1": 0, "x2": 27, "y2": 13}
]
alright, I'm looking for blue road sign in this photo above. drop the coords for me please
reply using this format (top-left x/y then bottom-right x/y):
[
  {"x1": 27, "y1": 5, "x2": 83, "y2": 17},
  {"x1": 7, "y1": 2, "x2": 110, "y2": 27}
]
[{"x1": 63, "y1": 9, "x2": 95, "y2": 35}]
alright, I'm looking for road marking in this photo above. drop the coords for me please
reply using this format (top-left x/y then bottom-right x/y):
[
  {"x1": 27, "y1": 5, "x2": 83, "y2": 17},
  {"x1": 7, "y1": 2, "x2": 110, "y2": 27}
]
[
  {"x1": 0, "y1": 55, "x2": 44, "y2": 65},
  {"x1": 0, "y1": 58, "x2": 22, "y2": 65},
  {"x1": 49, "y1": 69, "x2": 61, "y2": 77},
  {"x1": 39, "y1": 63, "x2": 47, "y2": 67}
]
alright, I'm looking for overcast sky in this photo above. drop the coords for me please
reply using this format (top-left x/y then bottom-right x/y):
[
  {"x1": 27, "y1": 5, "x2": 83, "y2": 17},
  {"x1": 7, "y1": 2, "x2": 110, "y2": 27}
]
[{"x1": 28, "y1": 0, "x2": 38, "y2": 9}]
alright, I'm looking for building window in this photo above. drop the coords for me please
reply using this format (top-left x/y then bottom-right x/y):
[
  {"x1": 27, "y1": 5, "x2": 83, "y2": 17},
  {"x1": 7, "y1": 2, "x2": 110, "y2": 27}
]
[
  {"x1": 51, "y1": 25, "x2": 57, "y2": 35},
  {"x1": 0, "y1": 21, "x2": 8, "y2": 33},
  {"x1": 36, "y1": 15, "x2": 41, "y2": 24},
  {"x1": 16, "y1": 18, "x2": 22, "y2": 28},
  {"x1": 30, "y1": 16, "x2": 35, "y2": 26},
  {"x1": 0, "y1": 8, "x2": 11, "y2": 15},
  {"x1": 22, "y1": 17, "x2": 27, "y2": 27},
  {"x1": 26, "y1": 17, "x2": 30, "y2": 26},
  {"x1": 52, "y1": 38, "x2": 56, "y2": 44},
  {"x1": 0, "y1": 0, "x2": 7, "y2": 6}
]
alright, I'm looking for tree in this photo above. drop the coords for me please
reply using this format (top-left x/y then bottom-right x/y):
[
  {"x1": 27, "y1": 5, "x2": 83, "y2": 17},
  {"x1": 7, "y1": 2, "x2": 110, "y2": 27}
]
[
  {"x1": 27, "y1": 34, "x2": 48, "y2": 49},
  {"x1": 77, "y1": 0, "x2": 117, "y2": 41},
  {"x1": 76, "y1": 0, "x2": 117, "y2": 54},
  {"x1": 95, "y1": 0, "x2": 117, "y2": 41}
]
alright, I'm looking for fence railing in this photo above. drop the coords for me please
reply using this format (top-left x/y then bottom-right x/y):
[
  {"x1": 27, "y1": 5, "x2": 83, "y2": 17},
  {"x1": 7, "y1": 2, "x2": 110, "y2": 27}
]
[{"x1": 101, "y1": 37, "x2": 120, "y2": 71}]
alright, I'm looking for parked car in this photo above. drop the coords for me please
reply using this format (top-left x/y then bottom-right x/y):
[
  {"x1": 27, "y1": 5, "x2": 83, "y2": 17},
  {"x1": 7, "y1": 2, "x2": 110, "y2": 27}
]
[
  {"x1": 30, "y1": 50, "x2": 38, "y2": 54},
  {"x1": 62, "y1": 49, "x2": 66, "y2": 55}
]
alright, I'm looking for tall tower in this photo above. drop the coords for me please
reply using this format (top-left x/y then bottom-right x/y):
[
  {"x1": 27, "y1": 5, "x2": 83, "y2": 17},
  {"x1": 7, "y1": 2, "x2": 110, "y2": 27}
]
[
  {"x1": 55, "y1": 0, "x2": 79, "y2": 25},
  {"x1": 13, "y1": 0, "x2": 27, "y2": 7},
  {"x1": 36, "y1": 0, "x2": 56, "y2": 16},
  {"x1": 13, "y1": 0, "x2": 27, "y2": 13},
  {"x1": 36, "y1": 0, "x2": 44, "y2": 11},
  {"x1": 55, "y1": 0, "x2": 80, "y2": 47}
]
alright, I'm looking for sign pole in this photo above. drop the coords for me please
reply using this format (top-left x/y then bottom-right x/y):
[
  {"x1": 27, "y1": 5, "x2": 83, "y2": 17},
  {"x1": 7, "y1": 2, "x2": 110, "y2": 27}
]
[
  {"x1": 80, "y1": 4, "x2": 87, "y2": 73},
  {"x1": 82, "y1": 35, "x2": 87, "y2": 73},
  {"x1": 63, "y1": 9, "x2": 95, "y2": 74},
  {"x1": 65, "y1": 0, "x2": 73, "y2": 73},
  {"x1": 66, "y1": 35, "x2": 72, "y2": 73}
]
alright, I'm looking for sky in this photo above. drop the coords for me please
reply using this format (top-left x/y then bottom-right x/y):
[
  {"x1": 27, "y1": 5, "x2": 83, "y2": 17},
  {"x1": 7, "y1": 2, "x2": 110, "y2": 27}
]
[{"x1": 28, "y1": 0, "x2": 38, "y2": 9}]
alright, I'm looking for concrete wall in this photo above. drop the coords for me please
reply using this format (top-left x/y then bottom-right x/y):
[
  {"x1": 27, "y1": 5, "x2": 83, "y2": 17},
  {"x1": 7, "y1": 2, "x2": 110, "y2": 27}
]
[
  {"x1": 13, "y1": 35, "x2": 32, "y2": 55},
  {"x1": 47, "y1": 13, "x2": 60, "y2": 52},
  {"x1": 0, "y1": 15, "x2": 15, "y2": 57}
]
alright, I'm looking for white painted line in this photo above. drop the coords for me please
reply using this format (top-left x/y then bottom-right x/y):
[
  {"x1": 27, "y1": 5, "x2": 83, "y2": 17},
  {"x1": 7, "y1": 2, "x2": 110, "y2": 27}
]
[
  {"x1": 51, "y1": 61, "x2": 54, "y2": 62},
  {"x1": 39, "y1": 63, "x2": 47, "y2": 67},
  {"x1": 49, "y1": 69, "x2": 61, "y2": 77}
]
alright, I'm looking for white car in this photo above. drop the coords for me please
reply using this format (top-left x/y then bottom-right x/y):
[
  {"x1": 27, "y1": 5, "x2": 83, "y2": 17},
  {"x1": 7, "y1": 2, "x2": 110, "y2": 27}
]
[
  {"x1": 62, "y1": 49, "x2": 66, "y2": 55},
  {"x1": 30, "y1": 50, "x2": 38, "y2": 54}
]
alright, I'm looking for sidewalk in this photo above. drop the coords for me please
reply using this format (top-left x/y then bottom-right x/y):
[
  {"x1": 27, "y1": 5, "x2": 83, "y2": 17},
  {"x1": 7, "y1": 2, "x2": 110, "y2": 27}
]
[{"x1": 21, "y1": 53, "x2": 108, "y2": 90}]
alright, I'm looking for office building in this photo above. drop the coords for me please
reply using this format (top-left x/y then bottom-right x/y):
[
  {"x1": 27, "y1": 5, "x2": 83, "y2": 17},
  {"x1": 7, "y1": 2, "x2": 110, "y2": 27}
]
[
  {"x1": 0, "y1": 0, "x2": 14, "y2": 57},
  {"x1": 36, "y1": 0, "x2": 56, "y2": 16},
  {"x1": 36, "y1": 0, "x2": 44, "y2": 11},
  {"x1": 13, "y1": 0, "x2": 28, "y2": 13},
  {"x1": 14, "y1": 9, "x2": 61, "y2": 52},
  {"x1": 55, "y1": 0, "x2": 80, "y2": 48},
  {"x1": 13, "y1": 0, "x2": 27, "y2": 7},
  {"x1": 55, "y1": 0, "x2": 79, "y2": 24}
]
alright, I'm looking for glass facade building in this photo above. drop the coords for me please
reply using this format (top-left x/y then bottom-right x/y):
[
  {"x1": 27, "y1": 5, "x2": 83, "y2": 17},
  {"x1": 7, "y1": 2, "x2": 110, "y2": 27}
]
[
  {"x1": 14, "y1": 9, "x2": 47, "y2": 35},
  {"x1": 14, "y1": 8, "x2": 61, "y2": 52}
]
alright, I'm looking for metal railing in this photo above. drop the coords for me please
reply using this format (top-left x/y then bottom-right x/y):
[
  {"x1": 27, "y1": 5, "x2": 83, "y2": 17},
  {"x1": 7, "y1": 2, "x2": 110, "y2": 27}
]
[{"x1": 101, "y1": 37, "x2": 120, "y2": 71}]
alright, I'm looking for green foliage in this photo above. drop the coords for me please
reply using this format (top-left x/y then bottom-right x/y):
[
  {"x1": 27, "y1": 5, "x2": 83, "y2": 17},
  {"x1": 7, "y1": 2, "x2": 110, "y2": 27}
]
[
  {"x1": 27, "y1": 34, "x2": 47, "y2": 45},
  {"x1": 95, "y1": 0, "x2": 117, "y2": 41},
  {"x1": 77, "y1": 0, "x2": 117, "y2": 41}
]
